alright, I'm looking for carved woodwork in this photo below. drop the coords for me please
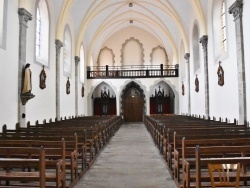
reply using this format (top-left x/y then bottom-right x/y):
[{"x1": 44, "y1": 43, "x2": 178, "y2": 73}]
[
  {"x1": 217, "y1": 61, "x2": 224, "y2": 86},
  {"x1": 39, "y1": 66, "x2": 46, "y2": 89},
  {"x1": 195, "y1": 75, "x2": 199, "y2": 92},
  {"x1": 150, "y1": 85, "x2": 170, "y2": 114},
  {"x1": 66, "y1": 77, "x2": 70, "y2": 95}
]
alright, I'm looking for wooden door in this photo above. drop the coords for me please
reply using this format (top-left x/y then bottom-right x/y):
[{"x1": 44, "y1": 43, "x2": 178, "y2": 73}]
[{"x1": 124, "y1": 96, "x2": 143, "y2": 122}]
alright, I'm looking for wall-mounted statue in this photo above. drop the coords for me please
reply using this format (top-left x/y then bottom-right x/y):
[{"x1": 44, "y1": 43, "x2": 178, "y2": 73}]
[
  {"x1": 66, "y1": 77, "x2": 70, "y2": 95},
  {"x1": 195, "y1": 74, "x2": 199, "y2": 92},
  {"x1": 39, "y1": 66, "x2": 46, "y2": 89},
  {"x1": 182, "y1": 82, "x2": 185, "y2": 96},
  {"x1": 81, "y1": 84, "x2": 84, "y2": 97},
  {"x1": 21, "y1": 63, "x2": 35, "y2": 105},
  {"x1": 22, "y1": 63, "x2": 32, "y2": 94},
  {"x1": 217, "y1": 61, "x2": 224, "y2": 86}
]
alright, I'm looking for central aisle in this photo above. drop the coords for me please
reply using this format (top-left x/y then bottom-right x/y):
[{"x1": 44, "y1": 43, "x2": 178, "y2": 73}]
[{"x1": 74, "y1": 123, "x2": 177, "y2": 188}]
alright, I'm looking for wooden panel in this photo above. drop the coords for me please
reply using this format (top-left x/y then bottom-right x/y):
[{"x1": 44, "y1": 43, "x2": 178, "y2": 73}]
[{"x1": 124, "y1": 96, "x2": 143, "y2": 122}]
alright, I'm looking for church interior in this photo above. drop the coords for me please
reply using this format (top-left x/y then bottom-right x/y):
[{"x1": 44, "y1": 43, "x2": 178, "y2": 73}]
[{"x1": 0, "y1": 0, "x2": 250, "y2": 187}]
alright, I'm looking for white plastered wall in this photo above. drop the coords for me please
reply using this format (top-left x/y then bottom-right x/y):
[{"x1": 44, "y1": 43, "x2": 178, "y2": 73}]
[
  {"x1": 243, "y1": 0, "x2": 250, "y2": 125},
  {"x1": 206, "y1": 0, "x2": 239, "y2": 122},
  {"x1": 188, "y1": 17, "x2": 206, "y2": 117},
  {"x1": 24, "y1": 0, "x2": 57, "y2": 124},
  {"x1": 0, "y1": 0, "x2": 19, "y2": 129}
]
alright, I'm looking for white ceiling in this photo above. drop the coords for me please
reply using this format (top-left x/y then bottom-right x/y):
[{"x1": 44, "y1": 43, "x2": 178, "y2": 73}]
[{"x1": 52, "y1": 0, "x2": 207, "y2": 63}]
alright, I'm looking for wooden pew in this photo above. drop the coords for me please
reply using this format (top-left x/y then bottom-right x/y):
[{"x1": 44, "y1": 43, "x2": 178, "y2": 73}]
[
  {"x1": 195, "y1": 146, "x2": 250, "y2": 188},
  {"x1": 0, "y1": 146, "x2": 65, "y2": 188}
]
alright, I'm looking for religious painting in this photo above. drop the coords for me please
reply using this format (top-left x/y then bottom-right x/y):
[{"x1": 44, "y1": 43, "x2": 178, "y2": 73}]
[
  {"x1": 195, "y1": 75, "x2": 199, "y2": 92},
  {"x1": 39, "y1": 66, "x2": 46, "y2": 89},
  {"x1": 217, "y1": 61, "x2": 224, "y2": 86},
  {"x1": 66, "y1": 77, "x2": 70, "y2": 95},
  {"x1": 182, "y1": 82, "x2": 185, "y2": 96}
]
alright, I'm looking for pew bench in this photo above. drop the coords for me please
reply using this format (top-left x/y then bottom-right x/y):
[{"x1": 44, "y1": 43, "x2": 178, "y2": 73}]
[
  {"x1": 181, "y1": 145, "x2": 250, "y2": 188},
  {"x1": 0, "y1": 147, "x2": 65, "y2": 188}
]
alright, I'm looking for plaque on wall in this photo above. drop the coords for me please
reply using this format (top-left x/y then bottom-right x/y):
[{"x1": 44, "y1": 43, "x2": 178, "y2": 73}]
[
  {"x1": 217, "y1": 61, "x2": 224, "y2": 86},
  {"x1": 66, "y1": 77, "x2": 70, "y2": 95},
  {"x1": 39, "y1": 66, "x2": 46, "y2": 89},
  {"x1": 195, "y1": 75, "x2": 199, "y2": 93}
]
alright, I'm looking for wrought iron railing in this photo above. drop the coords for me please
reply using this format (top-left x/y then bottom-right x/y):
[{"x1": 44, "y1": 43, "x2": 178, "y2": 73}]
[{"x1": 87, "y1": 64, "x2": 179, "y2": 79}]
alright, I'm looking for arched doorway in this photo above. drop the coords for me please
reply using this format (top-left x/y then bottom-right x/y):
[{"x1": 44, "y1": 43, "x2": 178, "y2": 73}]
[
  {"x1": 92, "y1": 82, "x2": 116, "y2": 116},
  {"x1": 121, "y1": 81, "x2": 145, "y2": 122},
  {"x1": 150, "y1": 81, "x2": 175, "y2": 115}
]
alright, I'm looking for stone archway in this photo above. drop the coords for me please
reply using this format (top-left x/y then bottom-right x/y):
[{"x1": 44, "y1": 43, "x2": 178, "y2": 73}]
[{"x1": 121, "y1": 81, "x2": 146, "y2": 122}]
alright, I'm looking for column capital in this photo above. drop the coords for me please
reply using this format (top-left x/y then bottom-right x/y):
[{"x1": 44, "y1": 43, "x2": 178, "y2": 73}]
[
  {"x1": 55, "y1": 39, "x2": 63, "y2": 52},
  {"x1": 75, "y1": 56, "x2": 80, "y2": 64},
  {"x1": 199, "y1": 35, "x2": 208, "y2": 49},
  {"x1": 229, "y1": 0, "x2": 243, "y2": 20},
  {"x1": 18, "y1": 8, "x2": 32, "y2": 26},
  {"x1": 184, "y1": 53, "x2": 190, "y2": 61}
]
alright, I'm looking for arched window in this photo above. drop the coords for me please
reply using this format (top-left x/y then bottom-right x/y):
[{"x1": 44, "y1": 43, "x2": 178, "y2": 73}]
[
  {"x1": 36, "y1": 7, "x2": 41, "y2": 57},
  {"x1": 192, "y1": 23, "x2": 200, "y2": 74},
  {"x1": 221, "y1": 1, "x2": 227, "y2": 52},
  {"x1": 0, "y1": 0, "x2": 7, "y2": 49},
  {"x1": 80, "y1": 44, "x2": 85, "y2": 82},
  {"x1": 35, "y1": 0, "x2": 49, "y2": 66},
  {"x1": 212, "y1": 0, "x2": 228, "y2": 61},
  {"x1": 180, "y1": 41, "x2": 185, "y2": 80},
  {"x1": 63, "y1": 25, "x2": 72, "y2": 76}
]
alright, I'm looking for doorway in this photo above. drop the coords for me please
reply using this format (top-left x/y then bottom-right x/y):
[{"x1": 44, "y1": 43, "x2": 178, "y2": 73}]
[
  {"x1": 124, "y1": 95, "x2": 143, "y2": 122},
  {"x1": 121, "y1": 82, "x2": 145, "y2": 122}
]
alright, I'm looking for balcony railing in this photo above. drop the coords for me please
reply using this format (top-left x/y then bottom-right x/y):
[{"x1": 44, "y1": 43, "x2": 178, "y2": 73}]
[{"x1": 87, "y1": 64, "x2": 179, "y2": 79}]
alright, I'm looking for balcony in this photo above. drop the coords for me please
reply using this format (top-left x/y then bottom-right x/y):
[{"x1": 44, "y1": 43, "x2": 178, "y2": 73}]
[{"x1": 87, "y1": 64, "x2": 179, "y2": 79}]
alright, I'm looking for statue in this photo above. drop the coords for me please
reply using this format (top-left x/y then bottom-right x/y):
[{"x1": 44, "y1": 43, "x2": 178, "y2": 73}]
[
  {"x1": 39, "y1": 66, "x2": 46, "y2": 89},
  {"x1": 21, "y1": 63, "x2": 35, "y2": 105},
  {"x1": 217, "y1": 61, "x2": 224, "y2": 86},
  {"x1": 66, "y1": 77, "x2": 70, "y2": 95},
  {"x1": 22, "y1": 63, "x2": 32, "y2": 94},
  {"x1": 195, "y1": 75, "x2": 199, "y2": 92}
]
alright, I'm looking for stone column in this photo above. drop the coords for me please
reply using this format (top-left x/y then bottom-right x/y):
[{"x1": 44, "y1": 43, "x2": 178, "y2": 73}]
[
  {"x1": 229, "y1": 0, "x2": 246, "y2": 125},
  {"x1": 184, "y1": 53, "x2": 191, "y2": 115},
  {"x1": 55, "y1": 39, "x2": 63, "y2": 121},
  {"x1": 18, "y1": 8, "x2": 32, "y2": 127},
  {"x1": 75, "y1": 56, "x2": 80, "y2": 117},
  {"x1": 200, "y1": 35, "x2": 209, "y2": 119}
]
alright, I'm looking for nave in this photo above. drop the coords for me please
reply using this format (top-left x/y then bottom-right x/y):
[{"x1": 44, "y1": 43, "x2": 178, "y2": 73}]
[{"x1": 74, "y1": 123, "x2": 177, "y2": 188}]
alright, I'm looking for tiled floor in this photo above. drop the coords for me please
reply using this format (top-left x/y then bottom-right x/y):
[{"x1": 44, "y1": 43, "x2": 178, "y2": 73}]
[{"x1": 74, "y1": 123, "x2": 177, "y2": 188}]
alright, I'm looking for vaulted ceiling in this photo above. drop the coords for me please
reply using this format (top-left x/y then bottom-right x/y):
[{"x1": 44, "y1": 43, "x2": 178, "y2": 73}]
[{"x1": 21, "y1": 0, "x2": 208, "y2": 63}]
